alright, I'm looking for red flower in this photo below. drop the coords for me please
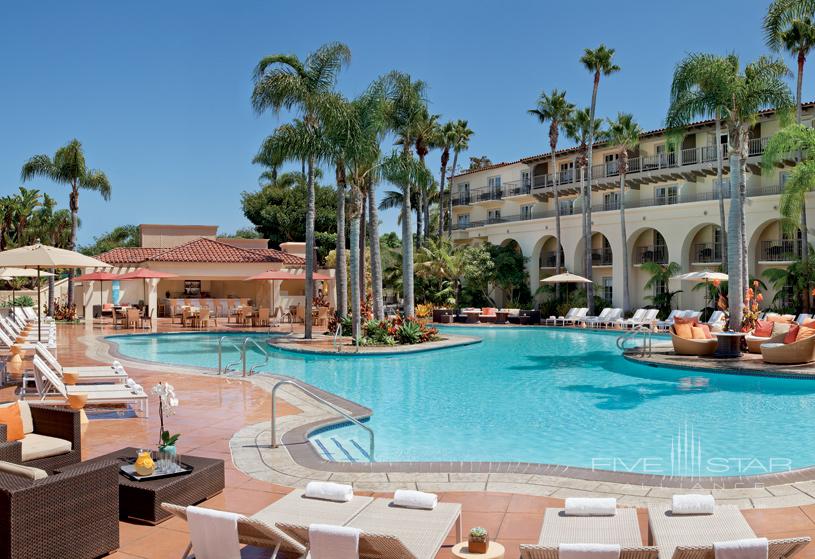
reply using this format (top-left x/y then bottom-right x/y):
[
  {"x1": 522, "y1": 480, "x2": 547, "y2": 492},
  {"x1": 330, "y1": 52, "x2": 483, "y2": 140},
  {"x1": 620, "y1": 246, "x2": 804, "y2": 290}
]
[{"x1": 712, "y1": 279, "x2": 721, "y2": 288}]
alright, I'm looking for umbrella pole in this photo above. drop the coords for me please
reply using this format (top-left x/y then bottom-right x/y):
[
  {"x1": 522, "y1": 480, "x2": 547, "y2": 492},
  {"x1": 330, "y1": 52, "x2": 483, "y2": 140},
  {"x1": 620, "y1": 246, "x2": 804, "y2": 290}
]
[{"x1": 37, "y1": 268, "x2": 41, "y2": 342}]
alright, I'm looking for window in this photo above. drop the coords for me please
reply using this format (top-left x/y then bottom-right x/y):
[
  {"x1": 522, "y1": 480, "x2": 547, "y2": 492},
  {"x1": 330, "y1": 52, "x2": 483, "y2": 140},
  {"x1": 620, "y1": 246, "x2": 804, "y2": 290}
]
[
  {"x1": 560, "y1": 161, "x2": 575, "y2": 183},
  {"x1": 602, "y1": 277, "x2": 613, "y2": 303},
  {"x1": 654, "y1": 279, "x2": 667, "y2": 298},
  {"x1": 603, "y1": 192, "x2": 619, "y2": 211},
  {"x1": 559, "y1": 198, "x2": 573, "y2": 215},
  {"x1": 457, "y1": 182, "x2": 470, "y2": 204},
  {"x1": 457, "y1": 214, "x2": 470, "y2": 226},
  {"x1": 604, "y1": 153, "x2": 619, "y2": 176},
  {"x1": 655, "y1": 185, "x2": 678, "y2": 205},
  {"x1": 521, "y1": 205, "x2": 533, "y2": 220},
  {"x1": 488, "y1": 209, "x2": 501, "y2": 222},
  {"x1": 521, "y1": 171, "x2": 530, "y2": 188},
  {"x1": 488, "y1": 176, "x2": 501, "y2": 193}
]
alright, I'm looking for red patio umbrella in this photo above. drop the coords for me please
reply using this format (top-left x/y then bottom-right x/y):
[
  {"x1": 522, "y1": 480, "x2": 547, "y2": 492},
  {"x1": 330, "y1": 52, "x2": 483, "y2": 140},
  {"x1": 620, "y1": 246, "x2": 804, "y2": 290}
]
[
  {"x1": 74, "y1": 271, "x2": 123, "y2": 322},
  {"x1": 117, "y1": 268, "x2": 179, "y2": 316}
]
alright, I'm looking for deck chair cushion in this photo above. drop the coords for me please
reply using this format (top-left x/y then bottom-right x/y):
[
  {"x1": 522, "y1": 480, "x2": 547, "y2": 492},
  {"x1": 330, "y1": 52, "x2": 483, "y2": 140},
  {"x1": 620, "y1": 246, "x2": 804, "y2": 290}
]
[
  {"x1": 0, "y1": 400, "x2": 32, "y2": 434},
  {"x1": 0, "y1": 402, "x2": 24, "y2": 441},
  {"x1": 21, "y1": 433, "x2": 72, "y2": 462},
  {"x1": 784, "y1": 324, "x2": 800, "y2": 344},
  {"x1": 0, "y1": 460, "x2": 47, "y2": 480},
  {"x1": 674, "y1": 322, "x2": 694, "y2": 340}
]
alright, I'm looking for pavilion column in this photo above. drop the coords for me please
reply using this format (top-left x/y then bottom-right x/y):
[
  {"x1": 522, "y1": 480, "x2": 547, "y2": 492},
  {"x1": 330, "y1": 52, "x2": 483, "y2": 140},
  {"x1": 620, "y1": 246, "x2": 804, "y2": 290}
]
[
  {"x1": 83, "y1": 280, "x2": 95, "y2": 330},
  {"x1": 272, "y1": 280, "x2": 281, "y2": 313},
  {"x1": 148, "y1": 279, "x2": 158, "y2": 331}
]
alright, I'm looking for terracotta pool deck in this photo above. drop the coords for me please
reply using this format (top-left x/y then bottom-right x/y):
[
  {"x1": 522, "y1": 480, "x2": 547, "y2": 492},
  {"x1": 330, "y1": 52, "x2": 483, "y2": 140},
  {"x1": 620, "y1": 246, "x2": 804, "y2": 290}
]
[{"x1": 7, "y1": 319, "x2": 815, "y2": 558}]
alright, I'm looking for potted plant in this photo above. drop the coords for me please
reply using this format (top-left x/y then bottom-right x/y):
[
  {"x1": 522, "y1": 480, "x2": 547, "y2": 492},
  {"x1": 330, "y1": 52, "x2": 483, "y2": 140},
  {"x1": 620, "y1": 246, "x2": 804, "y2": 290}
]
[
  {"x1": 152, "y1": 382, "x2": 180, "y2": 456},
  {"x1": 468, "y1": 526, "x2": 489, "y2": 553}
]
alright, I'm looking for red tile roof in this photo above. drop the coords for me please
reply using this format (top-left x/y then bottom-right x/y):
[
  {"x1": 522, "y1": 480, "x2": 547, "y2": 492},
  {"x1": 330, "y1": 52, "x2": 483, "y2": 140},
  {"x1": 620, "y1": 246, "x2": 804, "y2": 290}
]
[{"x1": 96, "y1": 238, "x2": 305, "y2": 266}]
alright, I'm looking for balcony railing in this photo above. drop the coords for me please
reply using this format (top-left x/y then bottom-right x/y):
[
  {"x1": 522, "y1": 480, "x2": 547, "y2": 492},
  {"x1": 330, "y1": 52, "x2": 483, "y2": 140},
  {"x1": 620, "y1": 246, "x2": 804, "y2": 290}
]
[
  {"x1": 634, "y1": 245, "x2": 668, "y2": 265},
  {"x1": 504, "y1": 180, "x2": 532, "y2": 197},
  {"x1": 591, "y1": 248, "x2": 613, "y2": 266},
  {"x1": 451, "y1": 194, "x2": 471, "y2": 206},
  {"x1": 474, "y1": 188, "x2": 503, "y2": 202},
  {"x1": 692, "y1": 243, "x2": 722, "y2": 263},
  {"x1": 760, "y1": 239, "x2": 802, "y2": 262},
  {"x1": 540, "y1": 250, "x2": 564, "y2": 268}
]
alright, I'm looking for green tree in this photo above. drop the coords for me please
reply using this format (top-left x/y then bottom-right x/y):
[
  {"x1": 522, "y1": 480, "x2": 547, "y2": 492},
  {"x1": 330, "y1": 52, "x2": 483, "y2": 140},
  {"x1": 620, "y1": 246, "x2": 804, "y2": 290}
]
[
  {"x1": 603, "y1": 113, "x2": 642, "y2": 312},
  {"x1": 79, "y1": 225, "x2": 140, "y2": 255},
  {"x1": 32, "y1": 194, "x2": 73, "y2": 314},
  {"x1": 528, "y1": 89, "x2": 574, "y2": 299},
  {"x1": 252, "y1": 41, "x2": 350, "y2": 338},
  {"x1": 489, "y1": 243, "x2": 531, "y2": 307},
  {"x1": 431, "y1": 121, "x2": 455, "y2": 240},
  {"x1": 642, "y1": 261, "x2": 682, "y2": 319},
  {"x1": 21, "y1": 138, "x2": 111, "y2": 307},
  {"x1": 667, "y1": 53, "x2": 793, "y2": 329},
  {"x1": 447, "y1": 121, "x2": 474, "y2": 240},
  {"x1": 763, "y1": 248, "x2": 815, "y2": 310},
  {"x1": 580, "y1": 45, "x2": 620, "y2": 316},
  {"x1": 412, "y1": 110, "x2": 439, "y2": 245}
]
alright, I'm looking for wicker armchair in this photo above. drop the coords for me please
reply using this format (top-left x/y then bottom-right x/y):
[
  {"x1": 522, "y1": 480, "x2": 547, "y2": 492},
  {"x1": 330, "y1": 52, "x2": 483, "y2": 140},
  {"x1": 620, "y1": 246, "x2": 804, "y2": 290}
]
[
  {"x1": 0, "y1": 406, "x2": 81, "y2": 471},
  {"x1": 669, "y1": 327, "x2": 718, "y2": 356},
  {"x1": 761, "y1": 336, "x2": 815, "y2": 364},
  {"x1": 0, "y1": 459, "x2": 119, "y2": 559}
]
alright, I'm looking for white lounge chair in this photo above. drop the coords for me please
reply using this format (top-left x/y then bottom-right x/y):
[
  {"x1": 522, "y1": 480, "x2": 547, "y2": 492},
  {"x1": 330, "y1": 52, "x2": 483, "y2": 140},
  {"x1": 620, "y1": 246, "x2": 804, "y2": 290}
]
[
  {"x1": 34, "y1": 343, "x2": 128, "y2": 384},
  {"x1": 544, "y1": 308, "x2": 581, "y2": 326},
  {"x1": 580, "y1": 308, "x2": 613, "y2": 328},
  {"x1": 0, "y1": 327, "x2": 56, "y2": 351},
  {"x1": 0, "y1": 317, "x2": 55, "y2": 341},
  {"x1": 30, "y1": 356, "x2": 148, "y2": 417},
  {"x1": 796, "y1": 313, "x2": 813, "y2": 325},
  {"x1": 560, "y1": 308, "x2": 589, "y2": 326},
  {"x1": 611, "y1": 308, "x2": 646, "y2": 329}
]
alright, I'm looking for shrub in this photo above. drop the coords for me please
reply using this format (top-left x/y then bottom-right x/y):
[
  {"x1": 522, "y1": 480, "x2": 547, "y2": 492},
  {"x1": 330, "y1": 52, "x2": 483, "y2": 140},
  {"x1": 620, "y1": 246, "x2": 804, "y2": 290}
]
[{"x1": 396, "y1": 320, "x2": 422, "y2": 344}]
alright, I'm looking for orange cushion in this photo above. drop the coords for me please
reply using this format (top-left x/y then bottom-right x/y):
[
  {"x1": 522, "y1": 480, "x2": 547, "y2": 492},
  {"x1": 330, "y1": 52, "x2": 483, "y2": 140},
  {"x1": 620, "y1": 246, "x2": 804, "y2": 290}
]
[
  {"x1": 784, "y1": 324, "x2": 800, "y2": 344},
  {"x1": 691, "y1": 326, "x2": 707, "y2": 340},
  {"x1": 674, "y1": 323, "x2": 694, "y2": 339},
  {"x1": 802, "y1": 319, "x2": 815, "y2": 329},
  {"x1": 481, "y1": 307, "x2": 495, "y2": 316},
  {"x1": 698, "y1": 323, "x2": 714, "y2": 339},
  {"x1": 674, "y1": 316, "x2": 699, "y2": 326},
  {"x1": 753, "y1": 320, "x2": 774, "y2": 337},
  {"x1": 768, "y1": 314, "x2": 792, "y2": 323},
  {"x1": 0, "y1": 403, "x2": 24, "y2": 442},
  {"x1": 797, "y1": 326, "x2": 815, "y2": 342}
]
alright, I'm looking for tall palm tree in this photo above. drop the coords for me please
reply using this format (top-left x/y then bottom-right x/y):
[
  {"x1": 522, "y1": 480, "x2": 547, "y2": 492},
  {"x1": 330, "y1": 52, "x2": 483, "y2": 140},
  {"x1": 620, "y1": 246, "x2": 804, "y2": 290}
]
[
  {"x1": 0, "y1": 197, "x2": 13, "y2": 251},
  {"x1": 413, "y1": 110, "x2": 440, "y2": 245},
  {"x1": 667, "y1": 53, "x2": 734, "y2": 271},
  {"x1": 252, "y1": 41, "x2": 351, "y2": 339},
  {"x1": 31, "y1": 193, "x2": 71, "y2": 314},
  {"x1": 528, "y1": 89, "x2": 574, "y2": 300},
  {"x1": 333, "y1": 159, "x2": 348, "y2": 317},
  {"x1": 580, "y1": 45, "x2": 620, "y2": 315},
  {"x1": 377, "y1": 71, "x2": 428, "y2": 317},
  {"x1": 432, "y1": 121, "x2": 456, "y2": 240},
  {"x1": 765, "y1": 2, "x2": 815, "y2": 304},
  {"x1": 603, "y1": 113, "x2": 642, "y2": 313},
  {"x1": 21, "y1": 138, "x2": 111, "y2": 307},
  {"x1": 668, "y1": 54, "x2": 792, "y2": 329},
  {"x1": 447, "y1": 120, "x2": 474, "y2": 239}
]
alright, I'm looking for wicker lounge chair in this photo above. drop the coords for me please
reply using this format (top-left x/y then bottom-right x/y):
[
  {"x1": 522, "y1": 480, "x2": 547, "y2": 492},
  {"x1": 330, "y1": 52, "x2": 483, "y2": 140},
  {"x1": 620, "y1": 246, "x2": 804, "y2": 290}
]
[
  {"x1": 0, "y1": 404, "x2": 81, "y2": 470},
  {"x1": 761, "y1": 336, "x2": 815, "y2": 364},
  {"x1": 745, "y1": 326, "x2": 788, "y2": 353},
  {"x1": 163, "y1": 488, "x2": 374, "y2": 558},
  {"x1": 279, "y1": 496, "x2": 462, "y2": 559},
  {"x1": 648, "y1": 504, "x2": 810, "y2": 559},
  {"x1": 520, "y1": 547, "x2": 658, "y2": 559},
  {"x1": 669, "y1": 326, "x2": 718, "y2": 356}
]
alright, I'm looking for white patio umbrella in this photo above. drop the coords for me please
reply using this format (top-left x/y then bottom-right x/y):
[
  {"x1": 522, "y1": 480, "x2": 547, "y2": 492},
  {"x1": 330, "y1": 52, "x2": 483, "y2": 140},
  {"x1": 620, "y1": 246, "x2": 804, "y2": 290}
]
[
  {"x1": 0, "y1": 243, "x2": 111, "y2": 340},
  {"x1": 541, "y1": 272, "x2": 593, "y2": 302},
  {"x1": 0, "y1": 267, "x2": 55, "y2": 320},
  {"x1": 671, "y1": 271, "x2": 729, "y2": 311}
]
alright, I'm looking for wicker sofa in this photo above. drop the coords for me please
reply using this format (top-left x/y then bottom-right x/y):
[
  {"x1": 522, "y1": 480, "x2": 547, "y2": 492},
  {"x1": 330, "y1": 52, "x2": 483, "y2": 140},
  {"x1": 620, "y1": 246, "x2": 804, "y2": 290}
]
[
  {"x1": 0, "y1": 405, "x2": 81, "y2": 471},
  {"x1": 669, "y1": 327, "x2": 718, "y2": 356},
  {"x1": 0, "y1": 459, "x2": 120, "y2": 559},
  {"x1": 761, "y1": 335, "x2": 815, "y2": 364}
]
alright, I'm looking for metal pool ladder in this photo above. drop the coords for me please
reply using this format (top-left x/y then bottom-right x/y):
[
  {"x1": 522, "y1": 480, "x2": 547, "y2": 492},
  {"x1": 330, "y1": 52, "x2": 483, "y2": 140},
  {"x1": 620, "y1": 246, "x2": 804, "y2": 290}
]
[
  {"x1": 332, "y1": 323, "x2": 342, "y2": 352},
  {"x1": 270, "y1": 379, "x2": 375, "y2": 461},
  {"x1": 616, "y1": 325, "x2": 654, "y2": 356},
  {"x1": 243, "y1": 336, "x2": 270, "y2": 375},
  {"x1": 216, "y1": 336, "x2": 270, "y2": 376},
  {"x1": 217, "y1": 336, "x2": 243, "y2": 375}
]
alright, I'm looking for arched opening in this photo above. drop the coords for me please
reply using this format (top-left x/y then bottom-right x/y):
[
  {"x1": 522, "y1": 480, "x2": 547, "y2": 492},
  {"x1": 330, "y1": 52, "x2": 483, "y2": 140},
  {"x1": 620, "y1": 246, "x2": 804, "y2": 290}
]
[
  {"x1": 632, "y1": 229, "x2": 668, "y2": 265},
  {"x1": 538, "y1": 237, "x2": 565, "y2": 274},
  {"x1": 688, "y1": 224, "x2": 723, "y2": 266},
  {"x1": 751, "y1": 219, "x2": 805, "y2": 311},
  {"x1": 493, "y1": 239, "x2": 528, "y2": 307},
  {"x1": 628, "y1": 227, "x2": 671, "y2": 309}
]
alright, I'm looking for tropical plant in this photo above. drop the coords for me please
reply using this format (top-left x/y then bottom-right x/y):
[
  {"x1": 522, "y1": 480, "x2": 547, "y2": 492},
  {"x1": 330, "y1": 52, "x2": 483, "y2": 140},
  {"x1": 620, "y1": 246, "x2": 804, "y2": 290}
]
[
  {"x1": 447, "y1": 120, "x2": 474, "y2": 239},
  {"x1": 641, "y1": 261, "x2": 682, "y2": 318},
  {"x1": 763, "y1": 247, "x2": 815, "y2": 310},
  {"x1": 32, "y1": 193, "x2": 73, "y2": 314},
  {"x1": 20, "y1": 139, "x2": 111, "y2": 307},
  {"x1": 528, "y1": 89, "x2": 574, "y2": 299},
  {"x1": 251, "y1": 41, "x2": 351, "y2": 339},
  {"x1": 666, "y1": 53, "x2": 793, "y2": 329},
  {"x1": 603, "y1": 113, "x2": 642, "y2": 312},
  {"x1": 432, "y1": 121, "x2": 456, "y2": 240},
  {"x1": 580, "y1": 44, "x2": 620, "y2": 315},
  {"x1": 412, "y1": 109, "x2": 439, "y2": 245}
]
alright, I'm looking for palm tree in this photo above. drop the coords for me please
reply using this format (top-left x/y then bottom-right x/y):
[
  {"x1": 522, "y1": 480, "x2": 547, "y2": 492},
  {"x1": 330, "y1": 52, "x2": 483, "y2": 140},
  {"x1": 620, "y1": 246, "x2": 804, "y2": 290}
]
[
  {"x1": 603, "y1": 113, "x2": 642, "y2": 313},
  {"x1": 0, "y1": 197, "x2": 13, "y2": 251},
  {"x1": 432, "y1": 121, "x2": 456, "y2": 240},
  {"x1": 21, "y1": 139, "x2": 111, "y2": 307},
  {"x1": 11, "y1": 187, "x2": 42, "y2": 246},
  {"x1": 528, "y1": 89, "x2": 574, "y2": 300},
  {"x1": 31, "y1": 193, "x2": 71, "y2": 314},
  {"x1": 765, "y1": 2, "x2": 815, "y2": 305},
  {"x1": 252, "y1": 41, "x2": 351, "y2": 339},
  {"x1": 580, "y1": 45, "x2": 620, "y2": 315},
  {"x1": 667, "y1": 53, "x2": 734, "y2": 271},
  {"x1": 447, "y1": 120, "x2": 474, "y2": 239},
  {"x1": 642, "y1": 261, "x2": 682, "y2": 318},
  {"x1": 413, "y1": 110, "x2": 440, "y2": 245},
  {"x1": 377, "y1": 71, "x2": 428, "y2": 317},
  {"x1": 668, "y1": 53, "x2": 792, "y2": 329}
]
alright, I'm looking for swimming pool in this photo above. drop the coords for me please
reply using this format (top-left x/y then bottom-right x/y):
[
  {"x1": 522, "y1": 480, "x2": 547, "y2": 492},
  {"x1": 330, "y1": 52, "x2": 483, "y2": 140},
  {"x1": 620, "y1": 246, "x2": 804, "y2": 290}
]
[{"x1": 108, "y1": 327, "x2": 815, "y2": 477}]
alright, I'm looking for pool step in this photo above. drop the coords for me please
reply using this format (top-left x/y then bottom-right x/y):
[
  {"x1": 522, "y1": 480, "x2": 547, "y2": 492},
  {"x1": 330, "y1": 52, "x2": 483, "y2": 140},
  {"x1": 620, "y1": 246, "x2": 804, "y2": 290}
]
[{"x1": 310, "y1": 434, "x2": 371, "y2": 463}]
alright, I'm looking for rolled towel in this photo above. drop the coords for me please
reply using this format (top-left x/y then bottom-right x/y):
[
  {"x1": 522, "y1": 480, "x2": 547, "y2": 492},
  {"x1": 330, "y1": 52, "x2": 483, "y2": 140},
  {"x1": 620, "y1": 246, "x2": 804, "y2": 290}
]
[
  {"x1": 112, "y1": 360, "x2": 121, "y2": 368},
  {"x1": 304, "y1": 481, "x2": 354, "y2": 502},
  {"x1": 564, "y1": 497, "x2": 617, "y2": 517},
  {"x1": 393, "y1": 489, "x2": 438, "y2": 510},
  {"x1": 672, "y1": 494, "x2": 715, "y2": 515},
  {"x1": 559, "y1": 543, "x2": 621, "y2": 559},
  {"x1": 125, "y1": 378, "x2": 136, "y2": 388},
  {"x1": 714, "y1": 538, "x2": 768, "y2": 559},
  {"x1": 309, "y1": 523, "x2": 360, "y2": 559}
]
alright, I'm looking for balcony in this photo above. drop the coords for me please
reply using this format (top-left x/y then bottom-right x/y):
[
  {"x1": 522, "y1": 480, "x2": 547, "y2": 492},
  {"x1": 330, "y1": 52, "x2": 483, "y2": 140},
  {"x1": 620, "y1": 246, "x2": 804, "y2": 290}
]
[
  {"x1": 634, "y1": 245, "x2": 668, "y2": 265},
  {"x1": 591, "y1": 248, "x2": 613, "y2": 266},
  {"x1": 504, "y1": 180, "x2": 532, "y2": 197},
  {"x1": 692, "y1": 243, "x2": 722, "y2": 264},
  {"x1": 540, "y1": 250, "x2": 562, "y2": 268},
  {"x1": 472, "y1": 187, "x2": 503, "y2": 203},
  {"x1": 451, "y1": 193, "x2": 471, "y2": 206},
  {"x1": 760, "y1": 239, "x2": 802, "y2": 262}
]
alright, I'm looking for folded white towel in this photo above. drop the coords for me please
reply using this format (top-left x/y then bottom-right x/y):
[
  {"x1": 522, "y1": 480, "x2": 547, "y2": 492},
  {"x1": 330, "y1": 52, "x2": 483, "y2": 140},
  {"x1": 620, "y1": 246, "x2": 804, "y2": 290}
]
[
  {"x1": 304, "y1": 481, "x2": 353, "y2": 502},
  {"x1": 672, "y1": 494, "x2": 715, "y2": 515},
  {"x1": 559, "y1": 543, "x2": 621, "y2": 559},
  {"x1": 714, "y1": 538, "x2": 769, "y2": 559},
  {"x1": 112, "y1": 361, "x2": 121, "y2": 368},
  {"x1": 309, "y1": 523, "x2": 360, "y2": 559},
  {"x1": 125, "y1": 378, "x2": 135, "y2": 388},
  {"x1": 186, "y1": 505, "x2": 241, "y2": 559},
  {"x1": 393, "y1": 489, "x2": 438, "y2": 510},
  {"x1": 564, "y1": 497, "x2": 617, "y2": 516}
]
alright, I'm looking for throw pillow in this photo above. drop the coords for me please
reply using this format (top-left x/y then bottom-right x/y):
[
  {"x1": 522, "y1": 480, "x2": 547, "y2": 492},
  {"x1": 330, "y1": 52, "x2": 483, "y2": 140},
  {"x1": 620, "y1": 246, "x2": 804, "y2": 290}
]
[
  {"x1": 784, "y1": 324, "x2": 800, "y2": 344},
  {"x1": 0, "y1": 402, "x2": 24, "y2": 441},
  {"x1": 0, "y1": 460, "x2": 47, "y2": 480},
  {"x1": 698, "y1": 324, "x2": 714, "y2": 339},
  {"x1": 674, "y1": 322, "x2": 694, "y2": 339},
  {"x1": 797, "y1": 326, "x2": 815, "y2": 342},
  {"x1": 691, "y1": 326, "x2": 708, "y2": 340},
  {"x1": 753, "y1": 320, "x2": 774, "y2": 338}
]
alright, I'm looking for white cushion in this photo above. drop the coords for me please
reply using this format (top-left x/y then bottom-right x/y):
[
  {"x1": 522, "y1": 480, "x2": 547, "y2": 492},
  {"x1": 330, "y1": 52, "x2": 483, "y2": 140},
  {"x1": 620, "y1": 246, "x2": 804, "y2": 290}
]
[
  {"x1": 0, "y1": 460, "x2": 47, "y2": 480},
  {"x1": 21, "y1": 433, "x2": 72, "y2": 462},
  {"x1": 0, "y1": 400, "x2": 33, "y2": 434}
]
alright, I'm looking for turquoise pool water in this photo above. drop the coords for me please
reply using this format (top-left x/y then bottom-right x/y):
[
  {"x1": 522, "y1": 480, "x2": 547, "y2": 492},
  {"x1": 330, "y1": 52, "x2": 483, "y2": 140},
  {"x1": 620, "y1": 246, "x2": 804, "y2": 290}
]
[{"x1": 108, "y1": 328, "x2": 815, "y2": 476}]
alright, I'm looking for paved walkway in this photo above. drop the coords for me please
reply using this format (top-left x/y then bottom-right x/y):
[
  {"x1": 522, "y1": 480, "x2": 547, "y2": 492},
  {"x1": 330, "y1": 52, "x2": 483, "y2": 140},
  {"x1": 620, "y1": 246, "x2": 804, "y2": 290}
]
[{"x1": 13, "y1": 320, "x2": 815, "y2": 558}]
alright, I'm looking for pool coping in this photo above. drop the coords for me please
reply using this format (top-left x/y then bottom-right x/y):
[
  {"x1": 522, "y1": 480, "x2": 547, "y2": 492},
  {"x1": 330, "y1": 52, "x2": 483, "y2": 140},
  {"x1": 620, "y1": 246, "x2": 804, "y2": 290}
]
[
  {"x1": 267, "y1": 333, "x2": 482, "y2": 356},
  {"x1": 88, "y1": 328, "x2": 815, "y2": 507}
]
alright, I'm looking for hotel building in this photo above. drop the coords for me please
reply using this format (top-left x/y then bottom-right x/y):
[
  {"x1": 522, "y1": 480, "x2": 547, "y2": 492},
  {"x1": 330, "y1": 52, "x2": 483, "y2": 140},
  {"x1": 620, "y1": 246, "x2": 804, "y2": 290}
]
[{"x1": 449, "y1": 105, "x2": 813, "y2": 311}]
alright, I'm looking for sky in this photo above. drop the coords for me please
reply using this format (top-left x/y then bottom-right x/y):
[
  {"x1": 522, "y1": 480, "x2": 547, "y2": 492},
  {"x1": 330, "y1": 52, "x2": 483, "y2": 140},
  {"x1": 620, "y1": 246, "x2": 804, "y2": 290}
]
[{"x1": 0, "y1": 0, "x2": 804, "y2": 246}]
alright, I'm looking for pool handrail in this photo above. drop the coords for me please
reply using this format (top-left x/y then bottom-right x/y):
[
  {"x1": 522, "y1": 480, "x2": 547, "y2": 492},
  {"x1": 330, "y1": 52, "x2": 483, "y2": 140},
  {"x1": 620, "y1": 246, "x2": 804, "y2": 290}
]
[
  {"x1": 270, "y1": 379, "x2": 374, "y2": 462},
  {"x1": 243, "y1": 336, "x2": 270, "y2": 375},
  {"x1": 217, "y1": 335, "x2": 244, "y2": 375},
  {"x1": 617, "y1": 324, "x2": 654, "y2": 356}
]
